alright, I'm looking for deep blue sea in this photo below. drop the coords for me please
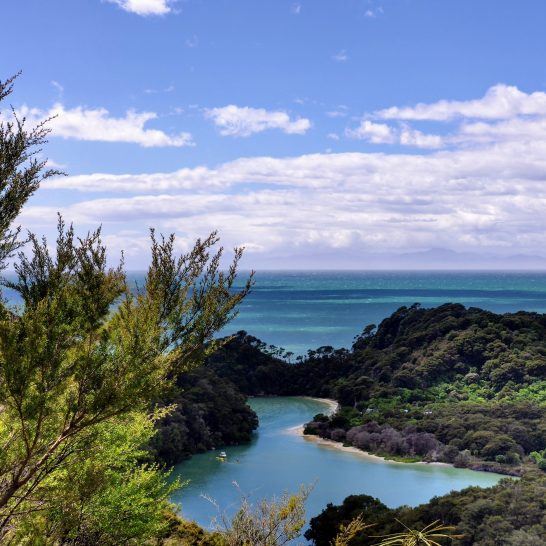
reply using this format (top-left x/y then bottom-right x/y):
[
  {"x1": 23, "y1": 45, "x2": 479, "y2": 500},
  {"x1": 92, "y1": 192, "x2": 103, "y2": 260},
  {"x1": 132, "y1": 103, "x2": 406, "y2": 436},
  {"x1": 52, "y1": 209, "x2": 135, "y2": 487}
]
[
  {"x1": 224, "y1": 271, "x2": 546, "y2": 354},
  {"x1": 6, "y1": 270, "x2": 546, "y2": 355}
]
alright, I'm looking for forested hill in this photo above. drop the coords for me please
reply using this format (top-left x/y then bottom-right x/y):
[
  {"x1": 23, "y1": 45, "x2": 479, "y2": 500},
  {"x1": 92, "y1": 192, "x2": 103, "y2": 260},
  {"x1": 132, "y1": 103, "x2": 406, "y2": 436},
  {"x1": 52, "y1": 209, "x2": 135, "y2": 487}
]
[
  {"x1": 210, "y1": 303, "x2": 546, "y2": 403},
  {"x1": 150, "y1": 367, "x2": 258, "y2": 465},
  {"x1": 208, "y1": 304, "x2": 546, "y2": 472},
  {"x1": 304, "y1": 469, "x2": 546, "y2": 546}
]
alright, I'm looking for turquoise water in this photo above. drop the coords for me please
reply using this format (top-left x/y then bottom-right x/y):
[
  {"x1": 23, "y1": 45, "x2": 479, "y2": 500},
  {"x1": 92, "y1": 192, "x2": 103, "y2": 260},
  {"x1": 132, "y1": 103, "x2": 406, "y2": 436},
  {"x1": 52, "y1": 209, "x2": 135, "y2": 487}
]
[
  {"x1": 6, "y1": 270, "x2": 546, "y2": 355},
  {"x1": 171, "y1": 397, "x2": 503, "y2": 537},
  {"x1": 226, "y1": 271, "x2": 546, "y2": 354}
]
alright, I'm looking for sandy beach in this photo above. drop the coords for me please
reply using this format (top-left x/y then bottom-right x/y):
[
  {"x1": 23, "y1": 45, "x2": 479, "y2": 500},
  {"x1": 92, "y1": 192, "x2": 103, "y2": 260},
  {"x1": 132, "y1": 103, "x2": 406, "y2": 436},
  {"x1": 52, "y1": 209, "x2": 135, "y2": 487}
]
[
  {"x1": 299, "y1": 396, "x2": 340, "y2": 415},
  {"x1": 286, "y1": 398, "x2": 450, "y2": 468}
]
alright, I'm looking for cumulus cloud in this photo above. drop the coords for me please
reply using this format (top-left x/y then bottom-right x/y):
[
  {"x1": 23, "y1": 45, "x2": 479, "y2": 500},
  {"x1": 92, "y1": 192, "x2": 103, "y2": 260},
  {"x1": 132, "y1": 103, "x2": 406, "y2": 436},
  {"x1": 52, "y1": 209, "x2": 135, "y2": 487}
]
[
  {"x1": 15, "y1": 103, "x2": 193, "y2": 147},
  {"x1": 346, "y1": 121, "x2": 443, "y2": 148},
  {"x1": 105, "y1": 0, "x2": 174, "y2": 16},
  {"x1": 376, "y1": 84, "x2": 546, "y2": 121},
  {"x1": 348, "y1": 84, "x2": 546, "y2": 150},
  {"x1": 204, "y1": 105, "x2": 311, "y2": 137},
  {"x1": 26, "y1": 138, "x2": 546, "y2": 260},
  {"x1": 346, "y1": 121, "x2": 395, "y2": 144},
  {"x1": 23, "y1": 84, "x2": 546, "y2": 267}
]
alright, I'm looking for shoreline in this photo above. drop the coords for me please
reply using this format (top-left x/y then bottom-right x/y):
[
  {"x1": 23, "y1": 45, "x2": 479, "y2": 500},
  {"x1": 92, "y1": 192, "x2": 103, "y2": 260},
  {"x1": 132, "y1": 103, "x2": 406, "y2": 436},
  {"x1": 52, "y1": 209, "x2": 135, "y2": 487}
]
[
  {"x1": 299, "y1": 396, "x2": 340, "y2": 415},
  {"x1": 299, "y1": 429, "x2": 451, "y2": 467},
  {"x1": 286, "y1": 397, "x2": 451, "y2": 468}
]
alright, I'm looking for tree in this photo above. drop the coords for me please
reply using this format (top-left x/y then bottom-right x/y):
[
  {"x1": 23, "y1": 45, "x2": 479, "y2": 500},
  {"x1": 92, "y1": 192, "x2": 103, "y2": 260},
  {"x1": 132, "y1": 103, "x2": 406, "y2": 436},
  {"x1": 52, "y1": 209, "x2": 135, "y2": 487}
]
[
  {"x1": 0, "y1": 75, "x2": 253, "y2": 541},
  {"x1": 211, "y1": 485, "x2": 311, "y2": 546},
  {"x1": 0, "y1": 73, "x2": 60, "y2": 272}
]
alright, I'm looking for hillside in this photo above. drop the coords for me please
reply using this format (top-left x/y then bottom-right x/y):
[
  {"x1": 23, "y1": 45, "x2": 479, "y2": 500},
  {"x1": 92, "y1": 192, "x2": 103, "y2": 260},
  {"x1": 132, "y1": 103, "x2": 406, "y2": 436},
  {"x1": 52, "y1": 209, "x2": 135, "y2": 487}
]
[{"x1": 210, "y1": 304, "x2": 546, "y2": 472}]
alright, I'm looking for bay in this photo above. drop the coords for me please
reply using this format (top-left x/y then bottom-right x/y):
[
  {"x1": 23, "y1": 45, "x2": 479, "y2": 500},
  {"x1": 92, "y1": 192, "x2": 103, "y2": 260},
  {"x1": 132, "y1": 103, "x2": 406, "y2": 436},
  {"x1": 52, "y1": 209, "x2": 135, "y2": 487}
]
[{"x1": 171, "y1": 397, "x2": 503, "y2": 537}]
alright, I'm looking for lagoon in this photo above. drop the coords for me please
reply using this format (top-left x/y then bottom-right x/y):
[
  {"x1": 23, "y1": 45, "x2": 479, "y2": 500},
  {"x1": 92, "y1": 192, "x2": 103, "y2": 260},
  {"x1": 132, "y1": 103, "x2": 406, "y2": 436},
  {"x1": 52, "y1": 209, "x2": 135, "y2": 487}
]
[{"x1": 170, "y1": 397, "x2": 503, "y2": 537}]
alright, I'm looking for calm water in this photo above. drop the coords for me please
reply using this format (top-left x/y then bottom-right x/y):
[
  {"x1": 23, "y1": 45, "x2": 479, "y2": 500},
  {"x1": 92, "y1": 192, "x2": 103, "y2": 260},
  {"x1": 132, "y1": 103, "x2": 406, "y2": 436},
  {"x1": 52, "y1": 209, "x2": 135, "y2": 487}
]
[
  {"x1": 226, "y1": 271, "x2": 546, "y2": 354},
  {"x1": 171, "y1": 397, "x2": 503, "y2": 538},
  {"x1": 6, "y1": 270, "x2": 546, "y2": 355}
]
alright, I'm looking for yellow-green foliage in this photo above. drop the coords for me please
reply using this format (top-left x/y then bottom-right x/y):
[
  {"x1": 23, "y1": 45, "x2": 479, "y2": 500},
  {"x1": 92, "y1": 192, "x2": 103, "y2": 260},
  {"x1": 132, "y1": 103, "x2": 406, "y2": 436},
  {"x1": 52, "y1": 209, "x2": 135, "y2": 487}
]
[
  {"x1": 213, "y1": 485, "x2": 311, "y2": 546},
  {"x1": 331, "y1": 514, "x2": 370, "y2": 546},
  {"x1": 376, "y1": 520, "x2": 462, "y2": 546},
  {"x1": 0, "y1": 76, "x2": 252, "y2": 543}
]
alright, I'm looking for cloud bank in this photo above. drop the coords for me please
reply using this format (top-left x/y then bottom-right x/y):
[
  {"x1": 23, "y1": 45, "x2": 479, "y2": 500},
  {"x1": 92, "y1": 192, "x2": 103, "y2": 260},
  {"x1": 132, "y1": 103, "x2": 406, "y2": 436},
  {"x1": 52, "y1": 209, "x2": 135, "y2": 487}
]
[{"x1": 20, "y1": 84, "x2": 546, "y2": 267}]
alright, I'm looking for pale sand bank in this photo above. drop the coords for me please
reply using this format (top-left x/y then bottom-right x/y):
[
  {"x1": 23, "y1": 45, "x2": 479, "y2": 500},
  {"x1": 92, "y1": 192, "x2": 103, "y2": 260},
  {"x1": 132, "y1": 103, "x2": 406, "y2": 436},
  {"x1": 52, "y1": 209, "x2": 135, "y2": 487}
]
[
  {"x1": 300, "y1": 396, "x2": 339, "y2": 415},
  {"x1": 285, "y1": 397, "x2": 450, "y2": 468},
  {"x1": 301, "y1": 431, "x2": 451, "y2": 467}
]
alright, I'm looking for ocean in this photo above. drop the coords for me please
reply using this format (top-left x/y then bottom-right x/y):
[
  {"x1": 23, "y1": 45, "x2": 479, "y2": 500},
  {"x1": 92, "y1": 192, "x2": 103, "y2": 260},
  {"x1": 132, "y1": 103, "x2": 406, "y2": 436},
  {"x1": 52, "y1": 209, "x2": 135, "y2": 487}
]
[
  {"x1": 225, "y1": 270, "x2": 546, "y2": 354},
  {"x1": 6, "y1": 270, "x2": 546, "y2": 355}
]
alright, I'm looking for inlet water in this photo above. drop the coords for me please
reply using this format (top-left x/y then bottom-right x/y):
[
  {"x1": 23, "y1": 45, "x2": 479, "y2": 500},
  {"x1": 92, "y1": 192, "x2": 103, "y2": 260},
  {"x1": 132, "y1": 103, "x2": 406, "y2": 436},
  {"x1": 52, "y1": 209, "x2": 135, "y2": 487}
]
[{"x1": 171, "y1": 397, "x2": 503, "y2": 536}]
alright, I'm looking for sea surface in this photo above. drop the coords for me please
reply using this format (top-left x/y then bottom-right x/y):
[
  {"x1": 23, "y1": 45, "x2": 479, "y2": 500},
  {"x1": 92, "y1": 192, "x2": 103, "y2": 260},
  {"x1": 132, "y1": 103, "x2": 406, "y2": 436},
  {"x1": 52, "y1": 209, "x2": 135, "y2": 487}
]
[
  {"x1": 6, "y1": 270, "x2": 546, "y2": 355},
  {"x1": 171, "y1": 397, "x2": 503, "y2": 538},
  {"x1": 225, "y1": 271, "x2": 546, "y2": 354}
]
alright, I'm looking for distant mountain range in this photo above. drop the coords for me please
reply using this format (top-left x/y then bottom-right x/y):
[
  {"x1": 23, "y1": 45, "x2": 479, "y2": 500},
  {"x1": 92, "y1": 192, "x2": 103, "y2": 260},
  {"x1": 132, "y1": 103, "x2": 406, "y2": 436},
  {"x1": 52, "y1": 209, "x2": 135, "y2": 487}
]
[{"x1": 249, "y1": 247, "x2": 546, "y2": 270}]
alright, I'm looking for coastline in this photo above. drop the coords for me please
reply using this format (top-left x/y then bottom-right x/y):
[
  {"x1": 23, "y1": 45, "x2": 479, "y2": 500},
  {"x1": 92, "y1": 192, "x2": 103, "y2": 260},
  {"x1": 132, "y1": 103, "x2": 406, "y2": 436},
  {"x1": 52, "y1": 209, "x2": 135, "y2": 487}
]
[
  {"x1": 281, "y1": 396, "x2": 513, "y2": 475},
  {"x1": 286, "y1": 397, "x2": 451, "y2": 468},
  {"x1": 299, "y1": 429, "x2": 451, "y2": 467},
  {"x1": 299, "y1": 396, "x2": 339, "y2": 415}
]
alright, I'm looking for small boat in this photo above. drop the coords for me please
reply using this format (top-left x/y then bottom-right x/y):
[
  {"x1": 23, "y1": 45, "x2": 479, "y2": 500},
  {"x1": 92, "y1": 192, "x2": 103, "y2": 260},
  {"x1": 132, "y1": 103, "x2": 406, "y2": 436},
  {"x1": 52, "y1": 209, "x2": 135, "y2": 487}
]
[{"x1": 216, "y1": 451, "x2": 227, "y2": 461}]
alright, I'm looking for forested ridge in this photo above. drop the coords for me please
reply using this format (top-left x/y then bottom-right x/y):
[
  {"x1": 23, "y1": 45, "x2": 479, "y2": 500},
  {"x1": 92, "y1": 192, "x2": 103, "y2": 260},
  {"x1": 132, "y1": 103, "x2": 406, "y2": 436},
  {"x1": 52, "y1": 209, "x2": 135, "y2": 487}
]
[
  {"x1": 204, "y1": 303, "x2": 546, "y2": 543},
  {"x1": 305, "y1": 469, "x2": 546, "y2": 546},
  {"x1": 210, "y1": 303, "x2": 546, "y2": 473}
]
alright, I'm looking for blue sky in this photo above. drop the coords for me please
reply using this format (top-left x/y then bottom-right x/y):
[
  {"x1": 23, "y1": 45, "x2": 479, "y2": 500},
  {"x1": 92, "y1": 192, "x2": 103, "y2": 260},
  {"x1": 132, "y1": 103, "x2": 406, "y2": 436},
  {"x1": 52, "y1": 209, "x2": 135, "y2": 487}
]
[{"x1": 4, "y1": 0, "x2": 546, "y2": 269}]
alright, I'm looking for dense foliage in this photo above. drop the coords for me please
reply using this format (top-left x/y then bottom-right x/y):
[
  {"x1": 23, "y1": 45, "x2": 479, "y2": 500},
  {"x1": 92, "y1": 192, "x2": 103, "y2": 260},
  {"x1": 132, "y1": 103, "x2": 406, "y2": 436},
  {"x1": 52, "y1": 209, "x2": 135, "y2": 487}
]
[
  {"x1": 305, "y1": 470, "x2": 546, "y2": 545},
  {"x1": 150, "y1": 367, "x2": 258, "y2": 466},
  {"x1": 0, "y1": 75, "x2": 251, "y2": 543},
  {"x1": 212, "y1": 304, "x2": 546, "y2": 471}
]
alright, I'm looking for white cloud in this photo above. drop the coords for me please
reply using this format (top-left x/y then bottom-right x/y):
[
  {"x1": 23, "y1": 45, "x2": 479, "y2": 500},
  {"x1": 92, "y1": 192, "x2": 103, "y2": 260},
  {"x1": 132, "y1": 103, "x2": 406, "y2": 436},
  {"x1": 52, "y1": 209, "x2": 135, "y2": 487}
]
[
  {"x1": 458, "y1": 116, "x2": 546, "y2": 144},
  {"x1": 346, "y1": 120, "x2": 395, "y2": 144},
  {"x1": 377, "y1": 84, "x2": 546, "y2": 121},
  {"x1": 398, "y1": 125, "x2": 444, "y2": 148},
  {"x1": 346, "y1": 120, "x2": 443, "y2": 148},
  {"x1": 105, "y1": 0, "x2": 174, "y2": 16},
  {"x1": 346, "y1": 120, "x2": 443, "y2": 149},
  {"x1": 16, "y1": 103, "x2": 193, "y2": 147},
  {"x1": 204, "y1": 105, "x2": 311, "y2": 137},
  {"x1": 23, "y1": 84, "x2": 546, "y2": 267},
  {"x1": 20, "y1": 139, "x2": 546, "y2": 265},
  {"x1": 332, "y1": 50, "x2": 348, "y2": 62}
]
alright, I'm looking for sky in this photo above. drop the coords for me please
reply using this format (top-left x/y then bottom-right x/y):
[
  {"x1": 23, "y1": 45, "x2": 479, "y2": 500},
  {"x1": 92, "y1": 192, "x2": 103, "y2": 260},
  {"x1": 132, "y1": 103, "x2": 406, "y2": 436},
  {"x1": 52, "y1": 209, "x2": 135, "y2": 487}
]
[{"x1": 4, "y1": 0, "x2": 546, "y2": 269}]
